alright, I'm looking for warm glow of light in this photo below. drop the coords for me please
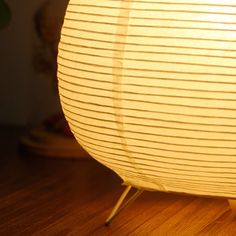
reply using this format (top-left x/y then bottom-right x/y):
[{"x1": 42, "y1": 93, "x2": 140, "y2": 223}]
[{"x1": 58, "y1": 0, "x2": 236, "y2": 198}]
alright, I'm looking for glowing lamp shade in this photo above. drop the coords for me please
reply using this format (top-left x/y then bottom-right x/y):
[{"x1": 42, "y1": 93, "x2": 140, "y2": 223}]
[{"x1": 58, "y1": 1, "x2": 236, "y2": 199}]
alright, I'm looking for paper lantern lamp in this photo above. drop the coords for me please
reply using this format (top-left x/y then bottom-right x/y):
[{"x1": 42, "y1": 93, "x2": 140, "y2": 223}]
[{"x1": 58, "y1": 0, "x2": 236, "y2": 223}]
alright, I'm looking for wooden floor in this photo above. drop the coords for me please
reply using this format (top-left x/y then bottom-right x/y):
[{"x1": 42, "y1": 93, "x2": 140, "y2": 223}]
[{"x1": 1, "y1": 126, "x2": 236, "y2": 236}]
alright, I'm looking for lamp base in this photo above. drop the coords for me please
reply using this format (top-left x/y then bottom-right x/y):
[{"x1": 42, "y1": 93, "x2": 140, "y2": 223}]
[
  {"x1": 20, "y1": 125, "x2": 89, "y2": 159},
  {"x1": 105, "y1": 185, "x2": 143, "y2": 225}
]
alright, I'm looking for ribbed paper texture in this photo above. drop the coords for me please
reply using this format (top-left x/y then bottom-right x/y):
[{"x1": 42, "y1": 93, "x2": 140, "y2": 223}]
[{"x1": 58, "y1": 0, "x2": 236, "y2": 198}]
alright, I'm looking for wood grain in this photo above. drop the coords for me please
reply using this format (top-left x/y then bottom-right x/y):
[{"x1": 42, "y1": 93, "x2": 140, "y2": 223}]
[{"x1": 0, "y1": 126, "x2": 236, "y2": 236}]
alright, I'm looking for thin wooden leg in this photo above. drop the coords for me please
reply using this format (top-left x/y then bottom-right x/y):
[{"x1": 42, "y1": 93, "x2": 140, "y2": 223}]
[
  {"x1": 105, "y1": 186, "x2": 144, "y2": 225},
  {"x1": 228, "y1": 199, "x2": 236, "y2": 216}
]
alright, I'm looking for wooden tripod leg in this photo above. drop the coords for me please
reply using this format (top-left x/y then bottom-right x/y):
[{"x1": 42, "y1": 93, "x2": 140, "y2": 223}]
[
  {"x1": 105, "y1": 186, "x2": 144, "y2": 225},
  {"x1": 228, "y1": 199, "x2": 236, "y2": 216}
]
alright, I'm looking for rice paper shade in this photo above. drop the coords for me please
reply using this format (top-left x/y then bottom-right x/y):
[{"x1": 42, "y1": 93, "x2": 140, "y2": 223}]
[{"x1": 58, "y1": 0, "x2": 236, "y2": 198}]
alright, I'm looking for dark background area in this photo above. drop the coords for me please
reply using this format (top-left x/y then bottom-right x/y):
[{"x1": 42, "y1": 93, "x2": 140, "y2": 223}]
[{"x1": 0, "y1": 0, "x2": 67, "y2": 126}]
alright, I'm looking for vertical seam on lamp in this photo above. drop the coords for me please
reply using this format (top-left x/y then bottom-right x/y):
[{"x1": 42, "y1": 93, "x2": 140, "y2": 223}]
[
  {"x1": 112, "y1": 0, "x2": 144, "y2": 183},
  {"x1": 112, "y1": 0, "x2": 166, "y2": 191}
]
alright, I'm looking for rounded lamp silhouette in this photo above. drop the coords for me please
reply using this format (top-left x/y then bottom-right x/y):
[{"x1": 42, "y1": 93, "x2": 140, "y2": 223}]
[{"x1": 57, "y1": 0, "x2": 236, "y2": 223}]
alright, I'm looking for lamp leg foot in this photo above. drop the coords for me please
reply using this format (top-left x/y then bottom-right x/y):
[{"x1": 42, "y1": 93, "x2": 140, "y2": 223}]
[
  {"x1": 105, "y1": 185, "x2": 144, "y2": 225},
  {"x1": 228, "y1": 199, "x2": 236, "y2": 216}
]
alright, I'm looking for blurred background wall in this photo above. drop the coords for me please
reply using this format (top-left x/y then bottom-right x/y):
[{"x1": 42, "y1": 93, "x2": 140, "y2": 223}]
[{"x1": 0, "y1": 0, "x2": 67, "y2": 126}]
